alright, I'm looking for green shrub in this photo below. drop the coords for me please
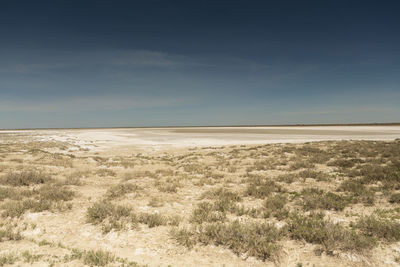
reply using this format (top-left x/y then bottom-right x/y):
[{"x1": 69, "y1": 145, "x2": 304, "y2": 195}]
[
  {"x1": 287, "y1": 212, "x2": 374, "y2": 252},
  {"x1": 357, "y1": 215, "x2": 400, "y2": 242},
  {"x1": 170, "y1": 228, "x2": 196, "y2": 248},
  {"x1": 327, "y1": 159, "x2": 357, "y2": 168},
  {"x1": 198, "y1": 220, "x2": 283, "y2": 261},
  {"x1": 0, "y1": 253, "x2": 17, "y2": 266},
  {"x1": 245, "y1": 178, "x2": 283, "y2": 198},
  {"x1": 262, "y1": 194, "x2": 288, "y2": 219},
  {"x1": 338, "y1": 179, "x2": 375, "y2": 205},
  {"x1": 106, "y1": 183, "x2": 141, "y2": 199},
  {"x1": 86, "y1": 201, "x2": 132, "y2": 224},
  {"x1": 389, "y1": 193, "x2": 400, "y2": 203},
  {"x1": 83, "y1": 250, "x2": 115, "y2": 266},
  {"x1": 37, "y1": 185, "x2": 74, "y2": 202},
  {"x1": 300, "y1": 188, "x2": 349, "y2": 211},
  {"x1": 190, "y1": 202, "x2": 226, "y2": 223},
  {"x1": 0, "y1": 171, "x2": 51, "y2": 186},
  {"x1": 0, "y1": 226, "x2": 22, "y2": 242},
  {"x1": 1, "y1": 199, "x2": 52, "y2": 217},
  {"x1": 138, "y1": 213, "x2": 166, "y2": 228}
]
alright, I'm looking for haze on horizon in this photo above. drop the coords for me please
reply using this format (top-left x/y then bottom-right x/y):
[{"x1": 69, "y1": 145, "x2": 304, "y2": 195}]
[{"x1": 0, "y1": 0, "x2": 399, "y2": 129}]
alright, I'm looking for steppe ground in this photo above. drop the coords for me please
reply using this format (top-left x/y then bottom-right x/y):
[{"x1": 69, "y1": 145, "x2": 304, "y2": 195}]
[{"x1": 0, "y1": 126, "x2": 400, "y2": 267}]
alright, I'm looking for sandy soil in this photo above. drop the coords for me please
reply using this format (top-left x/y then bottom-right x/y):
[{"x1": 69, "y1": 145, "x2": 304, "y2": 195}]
[
  {"x1": 3, "y1": 126, "x2": 400, "y2": 150},
  {"x1": 0, "y1": 126, "x2": 400, "y2": 266}
]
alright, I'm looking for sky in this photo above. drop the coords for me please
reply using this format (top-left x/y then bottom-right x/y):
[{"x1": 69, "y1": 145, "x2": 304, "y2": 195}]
[{"x1": 0, "y1": 0, "x2": 399, "y2": 128}]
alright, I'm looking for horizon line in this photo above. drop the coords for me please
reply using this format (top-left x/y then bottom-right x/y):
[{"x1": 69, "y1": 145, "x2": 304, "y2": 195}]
[{"x1": 1, "y1": 122, "x2": 400, "y2": 131}]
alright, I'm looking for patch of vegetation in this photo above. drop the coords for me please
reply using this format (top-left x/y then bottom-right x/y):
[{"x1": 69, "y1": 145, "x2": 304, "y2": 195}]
[
  {"x1": 300, "y1": 188, "x2": 349, "y2": 211},
  {"x1": 262, "y1": 194, "x2": 289, "y2": 219},
  {"x1": 172, "y1": 220, "x2": 284, "y2": 261},
  {"x1": 356, "y1": 215, "x2": 400, "y2": 242},
  {"x1": 327, "y1": 159, "x2": 359, "y2": 168},
  {"x1": 0, "y1": 253, "x2": 17, "y2": 266},
  {"x1": 287, "y1": 212, "x2": 375, "y2": 253},
  {"x1": 37, "y1": 185, "x2": 74, "y2": 202},
  {"x1": 106, "y1": 183, "x2": 141, "y2": 199},
  {"x1": 148, "y1": 197, "x2": 164, "y2": 207},
  {"x1": 155, "y1": 179, "x2": 181, "y2": 193},
  {"x1": 96, "y1": 168, "x2": 116, "y2": 177},
  {"x1": 359, "y1": 161, "x2": 400, "y2": 188},
  {"x1": 298, "y1": 169, "x2": 331, "y2": 181},
  {"x1": 138, "y1": 213, "x2": 167, "y2": 228},
  {"x1": 389, "y1": 193, "x2": 400, "y2": 203},
  {"x1": 338, "y1": 179, "x2": 374, "y2": 205},
  {"x1": 83, "y1": 250, "x2": 115, "y2": 267},
  {"x1": 0, "y1": 187, "x2": 33, "y2": 201},
  {"x1": 87, "y1": 201, "x2": 172, "y2": 232},
  {"x1": 245, "y1": 175, "x2": 283, "y2": 198},
  {"x1": 22, "y1": 250, "x2": 42, "y2": 264},
  {"x1": 0, "y1": 225, "x2": 22, "y2": 242},
  {"x1": 190, "y1": 202, "x2": 226, "y2": 223},
  {"x1": 288, "y1": 160, "x2": 315, "y2": 171},
  {"x1": 86, "y1": 201, "x2": 132, "y2": 225},
  {"x1": 201, "y1": 187, "x2": 241, "y2": 202},
  {"x1": 276, "y1": 173, "x2": 298, "y2": 184},
  {"x1": 0, "y1": 171, "x2": 52, "y2": 186}
]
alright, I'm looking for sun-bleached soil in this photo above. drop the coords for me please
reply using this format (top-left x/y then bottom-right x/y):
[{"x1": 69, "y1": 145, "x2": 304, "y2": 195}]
[{"x1": 0, "y1": 126, "x2": 400, "y2": 266}]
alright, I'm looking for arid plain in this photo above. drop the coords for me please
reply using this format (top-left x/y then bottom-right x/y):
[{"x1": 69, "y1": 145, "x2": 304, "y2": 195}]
[{"x1": 1, "y1": 126, "x2": 400, "y2": 266}]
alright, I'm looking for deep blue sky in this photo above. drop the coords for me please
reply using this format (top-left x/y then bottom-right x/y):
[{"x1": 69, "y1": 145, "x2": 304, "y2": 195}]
[{"x1": 1, "y1": 0, "x2": 399, "y2": 128}]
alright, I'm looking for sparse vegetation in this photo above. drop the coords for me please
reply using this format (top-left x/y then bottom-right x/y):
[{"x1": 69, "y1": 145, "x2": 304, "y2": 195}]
[
  {"x1": 1, "y1": 132, "x2": 400, "y2": 266},
  {"x1": 0, "y1": 171, "x2": 52, "y2": 186}
]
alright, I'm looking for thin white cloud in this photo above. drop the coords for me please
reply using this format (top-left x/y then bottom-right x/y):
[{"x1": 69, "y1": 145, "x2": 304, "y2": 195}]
[{"x1": 0, "y1": 94, "x2": 187, "y2": 112}]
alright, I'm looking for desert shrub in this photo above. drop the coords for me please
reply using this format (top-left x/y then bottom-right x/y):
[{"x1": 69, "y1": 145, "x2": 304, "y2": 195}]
[
  {"x1": 190, "y1": 202, "x2": 226, "y2": 223},
  {"x1": 287, "y1": 212, "x2": 374, "y2": 252},
  {"x1": 173, "y1": 220, "x2": 284, "y2": 261},
  {"x1": 262, "y1": 194, "x2": 288, "y2": 219},
  {"x1": 83, "y1": 250, "x2": 115, "y2": 267},
  {"x1": 289, "y1": 160, "x2": 315, "y2": 171},
  {"x1": 183, "y1": 164, "x2": 206, "y2": 174},
  {"x1": 298, "y1": 170, "x2": 330, "y2": 181},
  {"x1": 106, "y1": 183, "x2": 141, "y2": 199},
  {"x1": 389, "y1": 193, "x2": 400, "y2": 203},
  {"x1": 300, "y1": 188, "x2": 349, "y2": 211},
  {"x1": 1, "y1": 199, "x2": 52, "y2": 217},
  {"x1": 0, "y1": 187, "x2": 33, "y2": 201},
  {"x1": 327, "y1": 159, "x2": 359, "y2": 168},
  {"x1": 138, "y1": 213, "x2": 167, "y2": 228},
  {"x1": 263, "y1": 193, "x2": 285, "y2": 209},
  {"x1": 198, "y1": 220, "x2": 283, "y2": 261},
  {"x1": 0, "y1": 253, "x2": 17, "y2": 266},
  {"x1": 148, "y1": 197, "x2": 164, "y2": 207},
  {"x1": 338, "y1": 179, "x2": 375, "y2": 205},
  {"x1": 276, "y1": 173, "x2": 298, "y2": 183},
  {"x1": 155, "y1": 180, "x2": 181, "y2": 193},
  {"x1": 22, "y1": 250, "x2": 42, "y2": 264},
  {"x1": 86, "y1": 201, "x2": 132, "y2": 224},
  {"x1": 249, "y1": 159, "x2": 277, "y2": 171},
  {"x1": 202, "y1": 187, "x2": 241, "y2": 202},
  {"x1": 359, "y1": 162, "x2": 400, "y2": 187},
  {"x1": 357, "y1": 215, "x2": 400, "y2": 242},
  {"x1": 0, "y1": 171, "x2": 51, "y2": 186},
  {"x1": 245, "y1": 176, "x2": 283, "y2": 198},
  {"x1": 62, "y1": 175, "x2": 82, "y2": 186},
  {"x1": 96, "y1": 168, "x2": 116, "y2": 177},
  {"x1": 170, "y1": 228, "x2": 196, "y2": 248},
  {"x1": 0, "y1": 226, "x2": 22, "y2": 242},
  {"x1": 37, "y1": 185, "x2": 74, "y2": 202}
]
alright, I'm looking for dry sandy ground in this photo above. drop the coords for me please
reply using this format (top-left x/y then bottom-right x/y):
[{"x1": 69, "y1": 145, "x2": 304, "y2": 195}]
[
  {"x1": 3, "y1": 125, "x2": 400, "y2": 149},
  {"x1": 0, "y1": 126, "x2": 400, "y2": 266}
]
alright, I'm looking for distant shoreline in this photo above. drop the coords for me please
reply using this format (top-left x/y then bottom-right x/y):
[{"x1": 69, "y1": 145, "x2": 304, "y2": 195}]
[{"x1": 1, "y1": 122, "x2": 400, "y2": 131}]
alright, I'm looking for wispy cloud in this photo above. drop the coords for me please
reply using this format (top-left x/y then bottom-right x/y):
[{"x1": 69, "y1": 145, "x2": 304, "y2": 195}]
[{"x1": 0, "y1": 94, "x2": 188, "y2": 112}]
